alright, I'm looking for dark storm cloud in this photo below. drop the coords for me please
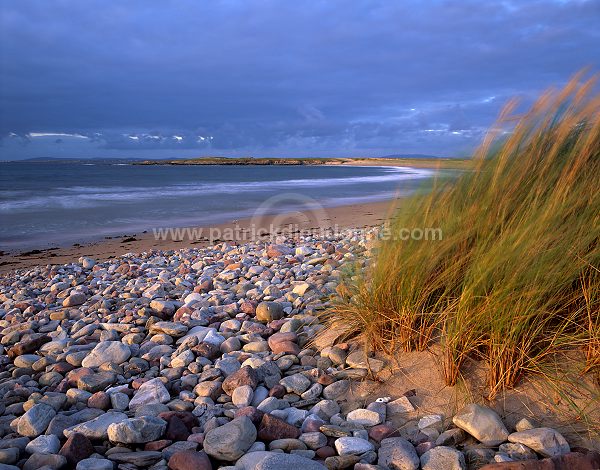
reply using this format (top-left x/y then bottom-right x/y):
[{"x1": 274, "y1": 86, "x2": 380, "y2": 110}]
[{"x1": 1, "y1": 0, "x2": 599, "y2": 159}]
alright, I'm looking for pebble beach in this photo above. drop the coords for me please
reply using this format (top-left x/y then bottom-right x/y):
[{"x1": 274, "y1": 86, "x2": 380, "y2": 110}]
[{"x1": 0, "y1": 230, "x2": 598, "y2": 470}]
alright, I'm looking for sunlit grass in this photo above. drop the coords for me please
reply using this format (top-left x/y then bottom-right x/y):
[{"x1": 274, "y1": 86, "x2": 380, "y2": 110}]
[{"x1": 321, "y1": 71, "x2": 600, "y2": 400}]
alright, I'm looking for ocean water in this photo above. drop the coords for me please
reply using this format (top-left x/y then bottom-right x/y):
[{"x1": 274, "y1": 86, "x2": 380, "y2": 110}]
[{"x1": 0, "y1": 162, "x2": 436, "y2": 249}]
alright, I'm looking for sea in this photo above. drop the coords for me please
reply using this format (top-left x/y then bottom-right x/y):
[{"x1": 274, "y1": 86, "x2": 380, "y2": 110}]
[{"x1": 0, "y1": 162, "x2": 438, "y2": 250}]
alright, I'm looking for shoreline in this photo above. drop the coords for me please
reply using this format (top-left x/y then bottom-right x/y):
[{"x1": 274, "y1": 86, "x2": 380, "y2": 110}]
[{"x1": 0, "y1": 198, "x2": 396, "y2": 274}]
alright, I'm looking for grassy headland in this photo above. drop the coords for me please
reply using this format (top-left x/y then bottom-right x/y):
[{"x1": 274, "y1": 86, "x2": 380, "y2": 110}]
[
  {"x1": 322, "y1": 74, "x2": 600, "y2": 402},
  {"x1": 136, "y1": 156, "x2": 473, "y2": 170}
]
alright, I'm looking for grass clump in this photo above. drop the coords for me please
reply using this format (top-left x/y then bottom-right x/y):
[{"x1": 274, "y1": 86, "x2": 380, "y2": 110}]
[{"x1": 323, "y1": 72, "x2": 600, "y2": 399}]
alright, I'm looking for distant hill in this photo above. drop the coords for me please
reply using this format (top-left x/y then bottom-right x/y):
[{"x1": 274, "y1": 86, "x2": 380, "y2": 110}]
[{"x1": 12, "y1": 157, "x2": 146, "y2": 164}]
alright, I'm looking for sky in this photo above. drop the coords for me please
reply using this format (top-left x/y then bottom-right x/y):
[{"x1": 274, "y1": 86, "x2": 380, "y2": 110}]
[{"x1": 1, "y1": 0, "x2": 599, "y2": 160}]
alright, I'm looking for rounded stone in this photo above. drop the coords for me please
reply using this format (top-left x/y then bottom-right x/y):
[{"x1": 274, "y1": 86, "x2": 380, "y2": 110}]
[
  {"x1": 81, "y1": 341, "x2": 131, "y2": 368},
  {"x1": 203, "y1": 416, "x2": 257, "y2": 461}
]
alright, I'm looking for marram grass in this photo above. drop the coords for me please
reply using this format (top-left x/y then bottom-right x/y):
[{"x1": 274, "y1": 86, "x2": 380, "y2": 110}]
[{"x1": 322, "y1": 72, "x2": 600, "y2": 399}]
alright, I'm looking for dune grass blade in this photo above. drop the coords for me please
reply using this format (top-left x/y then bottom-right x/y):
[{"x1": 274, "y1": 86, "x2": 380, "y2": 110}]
[{"x1": 322, "y1": 71, "x2": 600, "y2": 399}]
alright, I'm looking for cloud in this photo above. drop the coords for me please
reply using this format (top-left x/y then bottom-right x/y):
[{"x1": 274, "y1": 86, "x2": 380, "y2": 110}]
[{"x1": 0, "y1": 0, "x2": 599, "y2": 159}]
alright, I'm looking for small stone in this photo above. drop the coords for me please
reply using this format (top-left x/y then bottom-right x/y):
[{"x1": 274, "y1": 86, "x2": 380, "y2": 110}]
[
  {"x1": 79, "y1": 256, "x2": 96, "y2": 268},
  {"x1": 17, "y1": 403, "x2": 55, "y2": 437},
  {"x1": 387, "y1": 396, "x2": 415, "y2": 414},
  {"x1": 110, "y1": 392, "x2": 130, "y2": 411},
  {"x1": 280, "y1": 374, "x2": 312, "y2": 395},
  {"x1": 232, "y1": 385, "x2": 255, "y2": 408},
  {"x1": 107, "y1": 416, "x2": 167, "y2": 444},
  {"x1": 88, "y1": 390, "x2": 111, "y2": 408},
  {"x1": 235, "y1": 451, "x2": 327, "y2": 469},
  {"x1": 258, "y1": 414, "x2": 300, "y2": 441},
  {"x1": 325, "y1": 455, "x2": 361, "y2": 469},
  {"x1": 420, "y1": 446, "x2": 466, "y2": 470},
  {"x1": 347, "y1": 409, "x2": 381, "y2": 427},
  {"x1": 269, "y1": 439, "x2": 307, "y2": 452},
  {"x1": 167, "y1": 450, "x2": 212, "y2": 470},
  {"x1": 508, "y1": 428, "x2": 570, "y2": 458},
  {"x1": 59, "y1": 432, "x2": 95, "y2": 467},
  {"x1": 299, "y1": 432, "x2": 328, "y2": 450},
  {"x1": 163, "y1": 441, "x2": 199, "y2": 460},
  {"x1": 23, "y1": 453, "x2": 67, "y2": 470},
  {"x1": 78, "y1": 373, "x2": 117, "y2": 393},
  {"x1": 76, "y1": 458, "x2": 114, "y2": 470},
  {"x1": 81, "y1": 341, "x2": 131, "y2": 368},
  {"x1": 369, "y1": 424, "x2": 398, "y2": 443},
  {"x1": 452, "y1": 404, "x2": 509, "y2": 446},
  {"x1": 222, "y1": 366, "x2": 259, "y2": 396},
  {"x1": 0, "y1": 448, "x2": 19, "y2": 465},
  {"x1": 268, "y1": 332, "x2": 300, "y2": 355},
  {"x1": 256, "y1": 302, "x2": 284, "y2": 322},
  {"x1": 378, "y1": 437, "x2": 419, "y2": 470},
  {"x1": 310, "y1": 400, "x2": 340, "y2": 420},
  {"x1": 515, "y1": 418, "x2": 537, "y2": 432},
  {"x1": 235, "y1": 406, "x2": 265, "y2": 426},
  {"x1": 25, "y1": 435, "x2": 60, "y2": 455},
  {"x1": 203, "y1": 417, "x2": 257, "y2": 461},
  {"x1": 266, "y1": 244, "x2": 294, "y2": 258},
  {"x1": 150, "y1": 321, "x2": 187, "y2": 336},
  {"x1": 64, "y1": 411, "x2": 128, "y2": 441},
  {"x1": 418, "y1": 414, "x2": 443, "y2": 430},
  {"x1": 435, "y1": 428, "x2": 466, "y2": 447},
  {"x1": 498, "y1": 442, "x2": 538, "y2": 461},
  {"x1": 322, "y1": 380, "x2": 350, "y2": 400},
  {"x1": 108, "y1": 450, "x2": 162, "y2": 466},
  {"x1": 334, "y1": 437, "x2": 374, "y2": 456},
  {"x1": 345, "y1": 350, "x2": 384, "y2": 373},
  {"x1": 63, "y1": 292, "x2": 86, "y2": 307},
  {"x1": 149, "y1": 302, "x2": 177, "y2": 317},
  {"x1": 129, "y1": 378, "x2": 171, "y2": 410}
]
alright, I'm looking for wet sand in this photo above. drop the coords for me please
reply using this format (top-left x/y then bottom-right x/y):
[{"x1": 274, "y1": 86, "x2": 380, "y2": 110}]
[{"x1": 0, "y1": 199, "x2": 396, "y2": 274}]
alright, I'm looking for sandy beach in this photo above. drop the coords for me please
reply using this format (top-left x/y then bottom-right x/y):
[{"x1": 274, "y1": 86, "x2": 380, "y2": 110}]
[{"x1": 0, "y1": 199, "x2": 395, "y2": 274}]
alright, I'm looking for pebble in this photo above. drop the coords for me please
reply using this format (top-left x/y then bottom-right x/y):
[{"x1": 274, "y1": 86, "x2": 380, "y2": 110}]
[
  {"x1": 128, "y1": 378, "x2": 170, "y2": 410},
  {"x1": 17, "y1": 403, "x2": 55, "y2": 437},
  {"x1": 107, "y1": 416, "x2": 167, "y2": 444},
  {"x1": 420, "y1": 446, "x2": 466, "y2": 470},
  {"x1": 378, "y1": 437, "x2": 420, "y2": 470},
  {"x1": 508, "y1": 427, "x2": 570, "y2": 457},
  {"x1": 346, "y1": 408, "x2": 382, "y2": 427},
  {"x1": 203, "y1": 416, "x2": 257, "y2": 461},
  {"x1": 76, "y1": 459, "x2": 114, "y2": 470},
  {"x1": 168, "y1": 450, "x2": 212, "y2": 470},
  {"x1": 24, "y1": 434, "x2": 60, "y2": 454},
  {"x1": 81, "y1": 341, "x2": 131, "y2": 368},
  {"x1": 452, "y1": 404, "x2": 509, "y2": 446},
  {"x1": 334, "y1": 436, "x2": 374, "y2": 456},
  {"x1": 0, "y1": 231, "x2": 587, "y2": 470},
  {"x1": 236, "y1": 450, "x2": 327, "y2": 469}
]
